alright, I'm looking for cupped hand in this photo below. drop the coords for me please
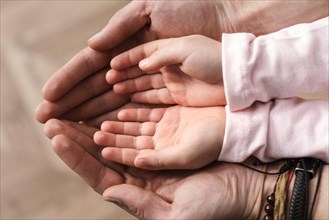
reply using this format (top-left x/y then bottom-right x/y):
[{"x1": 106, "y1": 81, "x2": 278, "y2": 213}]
[
  {"x1": 94, "y1": 105, "x2": 226, "y2": 170},
  {"x1": 36, "y1": 0, "x2": 231, "y2": 123},
  {"x1": 88, "y1": 1, "x2": 229, "y2": 51},
  {"x1": 35, "y1": 48, "x2": 131, "y2": 123},
  {"x1": 44, "y1": 118, "x2": 274, "y2": 219},
  {"x1": 35, "y1": 66, "x2": 130, "y2": 123},
  {"x1": 108, "y1": 35, "x2": 225, "y2": 106}
]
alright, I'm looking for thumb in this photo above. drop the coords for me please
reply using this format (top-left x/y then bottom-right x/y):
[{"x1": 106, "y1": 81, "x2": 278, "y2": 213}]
[
  {"x1": 139, "y1": 43, "x2": 183, "y2": 73},
  {"x1": 134, "y1": 147, "x2": 193, "y2": 170},
  {"x1": 88, "y1": 1, "x2": 149, "y2": 51},
  {"x1": 103, "y1": 184, "x2": 170, "y2": 219}
]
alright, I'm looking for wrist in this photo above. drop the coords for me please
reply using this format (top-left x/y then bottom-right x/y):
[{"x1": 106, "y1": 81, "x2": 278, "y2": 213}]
[
  {"x1": 259, "y1": 160, "x2": 328, "y2": 220},
  {"x1": 311, "y1": 164, "x2": 328, "y2": 219},
  {"x1": 238, "y1": 158, "x2": 279, "y2": 219},
  {"x1": 245, "y1": 159, "x2": 295, "y2": 219},
  {"x1": 215, "y1": 1, "x2": 252, "y2": 38},
  {"x1": 257, "y1": 163, "x2": 281, "y2": 219},
  {"x1": 229, "y1": 0, "x2": 329, "y2": 36},
  {"x1": 287, "y1": 164, "x2": 328, "y2": 219}
]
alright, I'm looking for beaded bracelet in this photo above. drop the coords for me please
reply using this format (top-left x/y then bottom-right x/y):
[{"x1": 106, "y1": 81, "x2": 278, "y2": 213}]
[
  {"x1": 263, "y1": 162, "x2": 294, "y2": 220},
  {"x1": 240, "y1": 159, "x2": 297, "y2": 220},
  {"x1": 288, "y1": 158, "x2": 322, "y2": 220},
  {"x1": 242, "y1": 158, "x2": 323, "y2": 220}
]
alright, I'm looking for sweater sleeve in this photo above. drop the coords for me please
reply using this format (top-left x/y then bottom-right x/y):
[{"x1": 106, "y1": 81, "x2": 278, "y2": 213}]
[
  {"x1": 222, "y1": 17, "x2": 329, "y2": 111},
  {"x1": 219, "y1": 98, "x2": 329, "y2": 163}
]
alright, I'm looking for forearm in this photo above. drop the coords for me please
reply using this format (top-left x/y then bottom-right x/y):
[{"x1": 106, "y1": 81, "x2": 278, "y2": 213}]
[
  {"x1": 226, "y1": 0, "x2": 329, "y2": 36},
  {"x1": 222, "y1": 16, "x2": 328, "y2": 111},
  {"x1": 220, "y1": 99, "x2": 329, "y2": 163}
]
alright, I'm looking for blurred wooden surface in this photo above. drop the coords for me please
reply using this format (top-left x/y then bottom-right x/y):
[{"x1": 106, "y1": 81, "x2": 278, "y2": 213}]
[{"x1": 1, "y1": 1, "x2": 136, "y2": 219}]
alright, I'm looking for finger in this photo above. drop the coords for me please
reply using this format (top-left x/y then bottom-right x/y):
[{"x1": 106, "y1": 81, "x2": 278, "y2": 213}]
[
  {"x1": 94, "y1": 132, "x2": 154, "y2": 150},
  {"x1": 44, "y1": 118, "x2": 102, "y2": 155},
  {"x1": 88, "y1": 1, "x2": 150, "y2": 51},
  {"x1": 82, "y1": 102, "x2": 148, "y2": 128},
  {"x1": 35, "y1": 69, "x2": 111, "y2": 123},
  {"x1": 103, "y1": 184, "x2": 170, "y2": 219},
  {"x1": 42, "y1": 47, "x2": 111, "y2": 102},
  {"x1": 61, "y1": 120, "x2": 99, "y2": 138},
  {"x1": 101, "y1": 147, "x2": 138, "y2": 167},
  {"x1": 51, "y1": 134, "x2": 124, "y2": 194},
  {"x1": 131, "y1": 88, "x2": 176, "y2": 104},
  {"x1": 106, "y1": 66, "x2": 145, "y2": 85},
  {"x1": 110, "y1": 38, "x2": 171, "y2": 70},
  {"x1": 101, "y1": 121, "x2": 156, "y2": 136},
  {"x1": 61, "y1": 90, "x2": 130, "y2": 122},
  {"x1": 45, "y1": 119, "x2": 126, "y2": 173},
  {"x1": 113, "y1": 74, "x2": 165, "y2": 94},
  {"x1": 138, "y1": 41, "x2": 185, "y2": 73},
  {"x1": 134, "y1": 147, "x2": 192, "y2": 170},
  {"x1": 118, "y1": 108, "x2": 166, "y2": 122},
  {"x1": 44, "y1": 118, "x2": 65, "y2": 139}
]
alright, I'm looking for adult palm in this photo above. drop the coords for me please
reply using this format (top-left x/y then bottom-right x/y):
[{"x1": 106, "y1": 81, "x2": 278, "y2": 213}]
[{"x1": 44, "y1": 118, "x2": 272, "y2": 219}]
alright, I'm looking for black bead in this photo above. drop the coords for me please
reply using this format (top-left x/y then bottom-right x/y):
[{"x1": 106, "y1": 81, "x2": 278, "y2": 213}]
[
  {"x1": 265, "y1": 204, "x2": 274, "y2": 214},
  {"x1": 264, "y1": 214, "x2": 273, "y2": 220},
  {"x1": 266, "y1": 194, "x2": 275, "y2": 205}
]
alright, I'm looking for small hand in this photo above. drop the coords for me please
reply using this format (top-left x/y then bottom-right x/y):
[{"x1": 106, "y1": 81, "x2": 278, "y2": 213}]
[
  {"x1": 94, "y1": 105, "x2": 226, "y2": 170},
  {"x1": 108, "y1": 35, "x2": 225, "y2": 106}
]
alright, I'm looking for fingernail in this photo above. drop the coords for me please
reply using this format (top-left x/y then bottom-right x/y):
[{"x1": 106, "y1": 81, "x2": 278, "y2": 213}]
[
  {"x1": 139, "y1": 58, "x2": 149, "y2": 67},
  {"x1": 135, "y1": 157, "x2": 148, "y2": 168},
  {"x1": 109, "y1": 200, "x2": 122, "y2": 207}
]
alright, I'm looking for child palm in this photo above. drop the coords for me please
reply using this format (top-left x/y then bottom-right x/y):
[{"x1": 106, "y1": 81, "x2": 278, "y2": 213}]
[
  {"x1": 94, "y1": 105, "x2": 226, "y2": 170},
  {"x1": 107, "y1": 35, "x2": 225, "y2": 106}
]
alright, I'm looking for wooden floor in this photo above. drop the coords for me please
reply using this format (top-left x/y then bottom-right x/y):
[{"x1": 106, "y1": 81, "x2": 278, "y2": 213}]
[{"x1": 1, "y1": 1, "x2": 136, "y2": 219}]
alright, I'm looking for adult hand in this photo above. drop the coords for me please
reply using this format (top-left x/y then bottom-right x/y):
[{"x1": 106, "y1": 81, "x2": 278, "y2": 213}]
[
  {"x1": 94, "y1": 105, "x2": 226, "y2": 170},
  {"x1": 35, "y1": 0, "x2": 226, "y2": 123},
  {"x1": 44, "y1": 118, "x2": 274, "y2": 219},
  {"x1": 36, "y1": 87, "x2": 131, "y2": 124},
  {"x1": 34, "y1": 49, "x2": 131, "y2": 123},
  {"x1": 89, "y1": 1, "x2": 328, "y2": 51},
  {"x1": 108, "y1": 35, "x2": 225, "y2": 106},
  {"x1": 88, "y1": 1, "x2": 228, "y2": 51}
]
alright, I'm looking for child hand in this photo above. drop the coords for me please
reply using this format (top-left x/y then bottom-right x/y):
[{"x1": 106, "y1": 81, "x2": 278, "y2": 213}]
[
  {"x1": 108, "y1": 35, "x2": 225, "y2": 107},
  {"x1": 94, "y1": 105, "x2": 226, "y2": 170}
]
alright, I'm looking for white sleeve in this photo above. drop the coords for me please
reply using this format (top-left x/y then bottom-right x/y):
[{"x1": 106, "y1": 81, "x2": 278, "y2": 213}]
[
  {"x1": 222, "y1": 17, "x2": 329, "y2": 111},
  {"x1": 219, "y1": 98, "x2": 329, "y2": 163}
]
